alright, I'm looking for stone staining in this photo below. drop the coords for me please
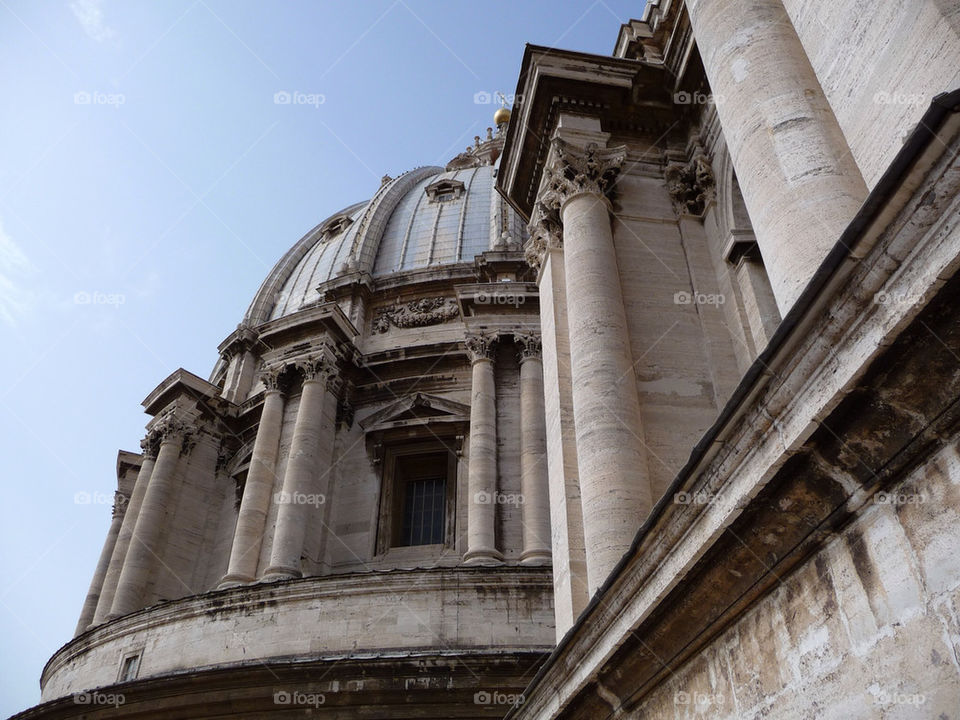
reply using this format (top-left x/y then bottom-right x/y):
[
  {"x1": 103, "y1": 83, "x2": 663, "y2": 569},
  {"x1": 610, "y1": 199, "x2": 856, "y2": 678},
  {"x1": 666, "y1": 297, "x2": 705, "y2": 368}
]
[{"x1": 372, "y1": 296, "x2": 460, "y2": 333}]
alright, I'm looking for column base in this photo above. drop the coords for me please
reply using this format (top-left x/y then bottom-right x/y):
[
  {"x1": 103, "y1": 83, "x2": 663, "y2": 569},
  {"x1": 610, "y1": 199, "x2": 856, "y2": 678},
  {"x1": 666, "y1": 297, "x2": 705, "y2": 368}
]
[
  {"x1": 519, "y1": 550, "x2": 552, "y2": 566},
  {"x1": 217, "y1": 573, "x2": 255, "y2": 589},
  {"x1": 462, "y1": 548, "x2": 504, "y2": 566},
  {"x1": 261, "y1": 565, "x2": 302, "y2": 581}
]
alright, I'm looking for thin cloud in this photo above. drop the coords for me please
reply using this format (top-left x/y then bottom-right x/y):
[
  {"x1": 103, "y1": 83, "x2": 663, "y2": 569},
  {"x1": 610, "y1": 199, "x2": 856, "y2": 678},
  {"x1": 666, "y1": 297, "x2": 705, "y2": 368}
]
[
  {"x1": 70, "y1": 0, "x2": 115, "y2": 43},
  {"x1": 0, "y1": 220, "x2": 31, "y2": 326}
]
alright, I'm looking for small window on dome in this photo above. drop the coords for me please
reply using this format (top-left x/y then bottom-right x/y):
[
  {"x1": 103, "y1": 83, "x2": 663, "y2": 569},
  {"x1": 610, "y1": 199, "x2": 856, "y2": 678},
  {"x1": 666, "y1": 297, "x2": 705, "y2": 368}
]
[
  {"x1": 318, "y1": 214, "x2": 353, "y2": 241},
  {"x1": 425, "y1": 178, "x2": 465, "y2": 203},
  {"x1": 118, "y1": 651, "x2": 142, "y2": 682}
]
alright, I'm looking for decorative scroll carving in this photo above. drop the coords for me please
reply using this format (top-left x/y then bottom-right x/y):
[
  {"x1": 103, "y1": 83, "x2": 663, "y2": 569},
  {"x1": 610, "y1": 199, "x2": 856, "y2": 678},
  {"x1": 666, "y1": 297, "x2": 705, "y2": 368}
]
[
  {"x1": 515, "y1": 333, "x2": 543, "y2": 362},
  {"x1": 524, "y1": 202, "x2": 563, "y2": 270},
  {"x1": 295, "y1": 355, "x2": 337, "y2": 385},
  {"x1": 140, "y1": 434, "x2": 160, "y2": 461},
  {"x1": 665, "y1": 151, "x2": 715, "y2": 216},
  {"x1": 112, "y1": 491, "x2": 129, "y2": 518},
  {"x1": 540, "y1": 139, "x2": 628, "y2": 211},
  {"x1": 373, "y1": 297, "x2": 460, "y2": 334},
  {"x1": 465, "y1": 332, "x2": 498, "y2": 363},
  {"x1": 259, "y1": 363, "x2": 287, "y2": 393}
]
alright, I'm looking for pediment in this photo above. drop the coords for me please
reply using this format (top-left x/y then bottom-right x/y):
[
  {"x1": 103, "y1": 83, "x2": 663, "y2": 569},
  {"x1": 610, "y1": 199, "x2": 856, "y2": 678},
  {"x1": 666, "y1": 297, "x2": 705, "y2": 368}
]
[{"x1": 359, "y1": 393, "x2": 470, "y2": 431}]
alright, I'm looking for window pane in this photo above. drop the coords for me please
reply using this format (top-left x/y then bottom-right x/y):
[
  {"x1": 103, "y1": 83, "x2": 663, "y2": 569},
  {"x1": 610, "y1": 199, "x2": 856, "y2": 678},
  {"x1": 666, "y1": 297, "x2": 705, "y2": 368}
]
[{"x1": 401, "y1": 476, "x2": 445, "y2": 546}]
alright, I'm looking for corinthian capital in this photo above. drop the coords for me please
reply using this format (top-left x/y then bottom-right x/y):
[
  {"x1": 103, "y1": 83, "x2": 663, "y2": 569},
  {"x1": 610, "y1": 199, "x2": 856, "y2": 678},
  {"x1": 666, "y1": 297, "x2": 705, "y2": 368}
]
[
  {"x1": 296, "y1": 355, "x2": 337, "y2": 385},
  {"x1": 524, "y1": 202, "x2": 562, "y2": 270},
  {"x1": 540, "y1": 138, "x2": 628, "y2": 211},
  {"x1": 465, "y1": 333, "x2": 498, "y2": 363},
  {"x1": 515, "y1": 333, "x2": 542, "y2": 362},
  {"x1": 259, "y1": 363, "x2": 287, "y2": 393}
]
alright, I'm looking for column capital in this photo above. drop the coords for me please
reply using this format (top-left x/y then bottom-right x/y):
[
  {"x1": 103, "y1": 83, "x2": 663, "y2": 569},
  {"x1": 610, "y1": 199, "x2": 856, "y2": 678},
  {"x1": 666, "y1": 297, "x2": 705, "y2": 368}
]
[
  {"x1": 524, "y1": 202, "x2": 563, "y2": 270},
  {"x1": 139, "y1": 434, "x2": 159, "y2": 460},
  {"x1": 112, "y1": 491, "x2": 129, "y2": 518},
  {"x1": 515, "y1": 333, "x2": 543, "y2": 363},
  {"x1": 259, "y1": 363, "x2": 288, "y2": 394},
  {"x1": 465, "y1": 333, "x2": 498, "y2": 364},
  {"x1": 540, "y1": 138, "x2": 627, "y2": 211},
  {"x1": 295, "y1": 354, "x2": 337, "y2": 386}
]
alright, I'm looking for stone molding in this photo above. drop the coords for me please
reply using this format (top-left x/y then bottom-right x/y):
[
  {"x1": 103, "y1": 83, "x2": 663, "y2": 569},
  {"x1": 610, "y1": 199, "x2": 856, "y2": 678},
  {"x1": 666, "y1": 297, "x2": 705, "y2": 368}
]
[
  {"x1": 372, "y1": 296, "x2": 460, "y2": 334},
  {"x1": 524, "y1": 202, "x2": 563, "y2": 270}
]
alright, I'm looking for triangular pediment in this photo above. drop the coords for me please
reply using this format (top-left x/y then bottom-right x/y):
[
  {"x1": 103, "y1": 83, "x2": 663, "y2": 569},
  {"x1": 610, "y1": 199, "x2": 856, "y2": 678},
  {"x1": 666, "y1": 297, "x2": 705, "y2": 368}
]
[{"x1": 359, "y1": 393, "x2": 470, "y2": 430}]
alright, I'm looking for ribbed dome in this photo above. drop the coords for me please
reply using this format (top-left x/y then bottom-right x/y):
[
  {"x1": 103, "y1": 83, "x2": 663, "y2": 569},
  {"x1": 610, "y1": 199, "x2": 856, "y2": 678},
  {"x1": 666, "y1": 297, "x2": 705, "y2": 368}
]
[{"x1": 244, "y1": 161, "x2": 526, "y2": 325}]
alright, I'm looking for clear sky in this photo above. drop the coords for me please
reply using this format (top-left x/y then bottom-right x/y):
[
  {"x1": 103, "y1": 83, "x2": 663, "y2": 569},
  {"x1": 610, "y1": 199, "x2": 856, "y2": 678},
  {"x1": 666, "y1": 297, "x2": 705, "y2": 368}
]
[{"x1": 0, "y1": 0, "x2": 645, "y2": 714}]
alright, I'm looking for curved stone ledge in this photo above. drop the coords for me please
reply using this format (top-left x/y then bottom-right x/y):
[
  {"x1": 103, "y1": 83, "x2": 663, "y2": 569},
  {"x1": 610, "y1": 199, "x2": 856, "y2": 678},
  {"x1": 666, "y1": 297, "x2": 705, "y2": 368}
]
[{"x1": 42, "y1": 566, "x2": 554, "y2": 702}]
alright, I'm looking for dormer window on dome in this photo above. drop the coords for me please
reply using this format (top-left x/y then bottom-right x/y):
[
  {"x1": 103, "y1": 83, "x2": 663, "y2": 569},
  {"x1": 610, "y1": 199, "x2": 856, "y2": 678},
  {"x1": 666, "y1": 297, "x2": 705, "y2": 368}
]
[
  {"x1": 425, "y1": 178, "x2": 465, "y2": 203},
  {"x1": 318, "y1": 213, "x2": 353, "y2": 241}
]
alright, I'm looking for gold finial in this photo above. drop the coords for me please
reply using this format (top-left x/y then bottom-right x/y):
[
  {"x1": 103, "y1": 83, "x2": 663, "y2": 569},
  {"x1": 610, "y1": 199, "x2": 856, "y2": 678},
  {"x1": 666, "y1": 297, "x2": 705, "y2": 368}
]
[{"x1": 494, "y1": 92, "x2": 511, "y2": 126}]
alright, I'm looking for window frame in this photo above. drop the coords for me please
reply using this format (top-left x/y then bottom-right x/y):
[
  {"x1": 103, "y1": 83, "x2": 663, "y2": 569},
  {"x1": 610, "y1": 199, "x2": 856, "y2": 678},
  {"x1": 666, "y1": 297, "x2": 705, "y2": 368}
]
[{"x1": 375, "y1": 439, "x2": 458, "y2": 556}]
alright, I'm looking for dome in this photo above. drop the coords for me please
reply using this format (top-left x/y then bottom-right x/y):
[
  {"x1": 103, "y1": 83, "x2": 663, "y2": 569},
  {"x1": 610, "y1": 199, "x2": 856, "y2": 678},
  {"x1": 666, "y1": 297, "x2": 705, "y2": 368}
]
[{"x1": 244, "y1": 150, "x2": 526, "y2": 326}]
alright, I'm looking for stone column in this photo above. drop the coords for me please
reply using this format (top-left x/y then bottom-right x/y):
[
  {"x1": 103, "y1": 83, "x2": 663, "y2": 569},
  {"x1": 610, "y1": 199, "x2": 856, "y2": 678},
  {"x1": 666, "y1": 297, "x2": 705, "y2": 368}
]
[
  {"x1": 90, "y1": 439, "x2": 157, "y2": 627},
  {"x1": 541, "y1": 138, "x2": 653, "y2": 595},
  {"x1": 219, "y1": 366, "x2": 287, "y2": 587},
  {"x1": 463, "y1": 333, "x2": 502, "y2": 565},
  {"x1": 109, "y1": 419, "x2": 187, "y2": 619},
  {"x1": 685, "y1": 0, "x2": 868, "y2": 313},
  {"x1": 75, "y1": 491, "x2": 128, "y2": 635},
  {"x1": 516, "y1": 333, "x2": 551, "y2": 565},
  {"x1": 263, "y1": 355, "x2": 337, "y2": 580}
]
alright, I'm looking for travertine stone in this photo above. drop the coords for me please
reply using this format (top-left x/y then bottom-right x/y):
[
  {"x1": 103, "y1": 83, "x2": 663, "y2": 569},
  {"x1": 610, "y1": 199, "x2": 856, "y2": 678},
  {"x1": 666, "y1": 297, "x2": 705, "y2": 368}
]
[
  {"x1": 74, "y1": 491, "x2": 127, "y2": 635},
  {"x1": 542, "y1": 136, "x2": 653, "y2": 594},
  {"x1": 263, "y1": 356, "x2": 337, "y2": 579},
  {"x1": 90, "y1": 445, "x2": 156, "y2": 627},
  {"x1": 516, "y1": 334, "x2": 551, "y2": 565},
  {"x1": 686, "y1": 0, "x2": 868, "y2": 313},
  {"x1": 109, "y1": 419, "x2": 187, "y2": 619},
  {"x1": 219, "y1": 366, "x2": 287, "y2": 586},
  {"x1": 464, "y1": 333, "x2": 502, "y2": 564}
]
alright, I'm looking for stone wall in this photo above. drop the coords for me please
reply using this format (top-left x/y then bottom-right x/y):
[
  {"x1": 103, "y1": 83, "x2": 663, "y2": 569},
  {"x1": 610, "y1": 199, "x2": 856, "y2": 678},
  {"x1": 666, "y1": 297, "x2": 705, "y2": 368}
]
[
  {"x1": 783, "y1": 0, "x2": 960, "y2": 189},
  {"x1": 629, "y1": 437, "x2": 960, "y2": 719}
]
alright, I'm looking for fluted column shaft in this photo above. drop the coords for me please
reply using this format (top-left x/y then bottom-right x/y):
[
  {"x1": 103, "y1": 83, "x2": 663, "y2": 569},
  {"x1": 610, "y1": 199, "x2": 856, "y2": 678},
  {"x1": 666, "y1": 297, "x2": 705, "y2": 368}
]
[
  {"x1": 263, "y1": 360, "x2": 335, "y2": 579},
  {"x1": 517, "y1": 336, "x2": 551, "y2": 565},
  {"x1": 685, "y1": 0, "x2": 867, "y2": 313},
  {"x1": 91, "y1": 451, "x2": 155, "y2": 626},
  {"x1": 109, "y1": 426, "x2": 184, "y2": 619},
  {"x1": 75, "y1": 493, "x2": 126, "y2": 634},
  {"x1": 219, "y1": 380, "x2": 286, "y2": 586},
  {"x1": 464, "y1": 334, "x2": 501, "y2": 564}
]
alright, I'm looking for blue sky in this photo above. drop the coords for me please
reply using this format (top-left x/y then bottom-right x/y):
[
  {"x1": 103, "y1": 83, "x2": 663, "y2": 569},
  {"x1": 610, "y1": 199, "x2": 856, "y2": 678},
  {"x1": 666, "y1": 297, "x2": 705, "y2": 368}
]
[{"x1": 0, "y1": 0, "x2": 644, "y2": 713}]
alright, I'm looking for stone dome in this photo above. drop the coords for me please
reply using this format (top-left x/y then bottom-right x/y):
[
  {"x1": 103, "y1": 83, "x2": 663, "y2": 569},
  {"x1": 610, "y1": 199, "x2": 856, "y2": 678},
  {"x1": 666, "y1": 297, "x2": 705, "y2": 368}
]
[{"x1": 244, "y1": 153, "x2": 527, "y2": 326}]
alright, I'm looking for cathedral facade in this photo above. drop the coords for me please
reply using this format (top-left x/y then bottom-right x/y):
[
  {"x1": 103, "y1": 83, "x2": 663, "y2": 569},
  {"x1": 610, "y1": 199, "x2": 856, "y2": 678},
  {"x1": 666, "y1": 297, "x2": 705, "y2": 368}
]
[{"x1": 16, "y1": 0, "x2": 960, "y2": 718}]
